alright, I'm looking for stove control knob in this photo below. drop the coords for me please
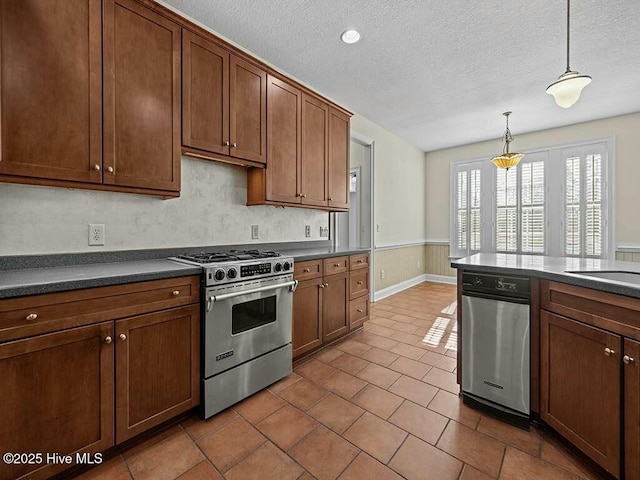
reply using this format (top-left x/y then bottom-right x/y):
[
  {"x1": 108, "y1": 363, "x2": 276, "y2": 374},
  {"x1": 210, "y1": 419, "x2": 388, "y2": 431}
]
[
  {"x1": 274, "y1": 263, "x2": 283, "y2": 272},
  {"x1": 227, "y1": 268, "x2": 238, "y2": 279},
  {"x1": 214, "y1": 269, "x2": 226, "y2": 281},
  {"x1": 283, "y1": 261, "x2": 291, "y2": 271}
]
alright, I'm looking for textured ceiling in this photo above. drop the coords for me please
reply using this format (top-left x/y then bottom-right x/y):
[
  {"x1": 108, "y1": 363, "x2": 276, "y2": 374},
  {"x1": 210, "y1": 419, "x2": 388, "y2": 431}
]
[{"x1": 160, "y1": 0, "x2": 640, "y2": 152}]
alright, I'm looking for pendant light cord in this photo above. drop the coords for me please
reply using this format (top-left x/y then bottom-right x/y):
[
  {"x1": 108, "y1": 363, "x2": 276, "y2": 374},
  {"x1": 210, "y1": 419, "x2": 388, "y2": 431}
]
[{"x1": 566, "y1": 0, "x2": 571, "y2": 72}]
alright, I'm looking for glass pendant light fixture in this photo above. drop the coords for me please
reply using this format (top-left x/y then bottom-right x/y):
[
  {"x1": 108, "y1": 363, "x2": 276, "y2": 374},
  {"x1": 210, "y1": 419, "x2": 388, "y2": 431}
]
[
  {"x1": 546, "y1": 0, "x2": 592, "y2": 108},
  {"x1": 491, "y1": 112, "x2": 524, "y2": 170}
]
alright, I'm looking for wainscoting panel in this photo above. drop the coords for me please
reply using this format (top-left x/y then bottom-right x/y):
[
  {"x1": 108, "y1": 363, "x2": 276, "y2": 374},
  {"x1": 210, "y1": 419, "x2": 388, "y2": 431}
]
[
  {"x1": 615, "y1": 251, "x2": 640, "y2": 262},
  {"x1": 426, "y1": 243, "x2": 456, "y2": 277},
  {"x1": 374, "y1": 245, "x2": 426, "y2": 292}
]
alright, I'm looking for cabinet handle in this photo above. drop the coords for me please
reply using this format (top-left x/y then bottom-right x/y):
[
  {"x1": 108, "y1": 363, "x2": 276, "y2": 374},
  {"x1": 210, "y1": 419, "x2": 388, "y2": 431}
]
[
  {"x1": 357, "y1": 309, "x2": 364, "y2": 313},
  {"x1": 303, "y1": 268, "x2": 310, "y2": 273},
  {"x1": 224, "y1": 141, "x2": 230, "y2": 147},
  {"x1": 119, "y1": 333, "x2": 127, "y2": 341},
  {"x1": 357, "y1": 281, "x2": 363, "y2": 285},
  {"x1": 93, "y1": 164, "x2": 101, "y2": 171},
  {"x1": 104, "y1": 336, "x2": 113, "y2": 344},
  {"x1": 604, "y1": 347, "x2": 615, "y2": 356},
  {"x1": 624, "y1": 355, "x2": 635, "y2": 365},
  {"x1": 25, "y1": 313, "x2": 38, "y2": 321},
  {"x1": 172, "y1": 290, "x2": 180, "y2": 296},
  {"x1": 232, "y1": 142, "x2": 237, "y2": 148},
  {"x1": 107, "y1": 166, "x2": 114, "y2": 174}
]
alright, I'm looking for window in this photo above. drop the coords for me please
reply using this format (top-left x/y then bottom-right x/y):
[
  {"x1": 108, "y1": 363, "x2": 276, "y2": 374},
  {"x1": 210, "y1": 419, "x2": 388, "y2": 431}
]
[
  {"x1": 453, "y1": 163, "x2": 483, "y2": 257},
  {"x1": 450, "y1": 140, "x2": 611, "y2": 259}
]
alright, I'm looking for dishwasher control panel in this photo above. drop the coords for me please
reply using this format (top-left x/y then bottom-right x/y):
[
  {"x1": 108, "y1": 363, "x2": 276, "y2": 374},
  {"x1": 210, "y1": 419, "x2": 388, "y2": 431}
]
[{"x1": 462, "y1": 272, "x2": 530, "y2": 299}]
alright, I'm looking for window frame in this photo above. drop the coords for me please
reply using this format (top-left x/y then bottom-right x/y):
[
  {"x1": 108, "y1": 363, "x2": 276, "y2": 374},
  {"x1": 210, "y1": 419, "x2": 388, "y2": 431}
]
[{"x1": 449, "y1": 137, "x2": 614, "y2": 259}]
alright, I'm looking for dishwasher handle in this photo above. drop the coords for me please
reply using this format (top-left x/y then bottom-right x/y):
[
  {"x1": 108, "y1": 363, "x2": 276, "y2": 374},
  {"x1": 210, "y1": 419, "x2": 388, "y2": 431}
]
[{"x1": 461, "y1": 291, "x2": 530, "y2": 305}]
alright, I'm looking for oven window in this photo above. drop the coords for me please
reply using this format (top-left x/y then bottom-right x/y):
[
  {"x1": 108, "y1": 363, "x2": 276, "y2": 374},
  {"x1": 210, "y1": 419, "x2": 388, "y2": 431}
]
[{"x1": 232, "y1": 295, "x2": 277, "y2": 334}]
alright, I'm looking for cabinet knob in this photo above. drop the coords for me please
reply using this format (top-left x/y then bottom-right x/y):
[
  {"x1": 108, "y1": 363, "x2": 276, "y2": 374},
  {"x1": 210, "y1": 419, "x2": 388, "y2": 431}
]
[
  {"x1": 107, "y1": 166, "x2": 114, "y2": 174},
  {"x1": 104, "y1": 336, "x2": 113, "y2": 344},
  {"x1": 93, "y1": 164, "x2": 101, "y2": 171},
  {"x1": 25, "y1": 313, "x2": 38, "y2": 321},
  {"x1": 624, "y1": 355, "x2": 635, "y2": 365},
  {"x1": 302, "y1": 194, "x2": 307, "y2": 198},
  {"x1": 303, "y1": 268, "x2": 310, "y2": 273},
  {"x1": 357, "y1": 281, "x2": 363, "y2": 285},
  {"x1": 604, "y1": 347, "x2": 615, "y2": 356},
  {"x1": 232, "y1": 142, "x2": 237, "y2": 148},
  {"x1": 119, "y1": 333, "x2": 127, "y2": 341},
  {"x1": 319, "y1": 284, "x2": 325, "y2": 289},
  {"x1": 224, "y1": 141, "x2": 230, "y2": 147},
  {"x1": 358, "y1": 259, "x2": 364, "y2": 263},
  {"x1": 172, "y1": 290, "x2": 180, "y2": 296},
  {"x1": 334, "y1": 263, "x2": 340, "y2": 267},
  {"x1": 357, "y1": 309, "x2": 364, "y2": 313},
  {"x1": 324, "y1": 283, "x2": 329, "y2": 288}
]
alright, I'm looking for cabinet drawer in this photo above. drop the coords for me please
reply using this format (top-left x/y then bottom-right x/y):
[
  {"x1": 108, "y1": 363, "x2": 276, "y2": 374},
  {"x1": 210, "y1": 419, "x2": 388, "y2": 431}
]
[
  {"x1": 0, "y1": 276, "x2": 200, "y2": 343},
  {"x1": 350, "y1": 269, "x2": 369, "y2": 300},
  {"x1": 350, "y1": 253, "x2": 369, "y2": 270},
  {"x1": 323, "y1": 256, "x2": 349, "y2": 275},
  {"x1": 541, "y1": 280, "x2": 640, "y2": 340},
  {"x1": 294, "y1": 260, "x2": 322, "y2": 280},
  {"x1": 349, "y1": 297, "x2": 369, "y2": 330}
]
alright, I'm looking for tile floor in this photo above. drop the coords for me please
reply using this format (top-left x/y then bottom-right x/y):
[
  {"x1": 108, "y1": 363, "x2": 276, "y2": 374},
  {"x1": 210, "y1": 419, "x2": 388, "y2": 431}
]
[{"x1": 75, "y1": 282, "x2": 602, "y2": 480}]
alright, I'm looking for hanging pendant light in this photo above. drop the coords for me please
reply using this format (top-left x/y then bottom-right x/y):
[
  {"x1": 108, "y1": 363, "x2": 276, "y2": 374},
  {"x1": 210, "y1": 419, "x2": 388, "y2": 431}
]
[
  {"x1": 546, "y1": 0, "x2": 591, "y2": 108},
  {"x1": 491, "y1": 112, "x2": 524, "y2": 170}
]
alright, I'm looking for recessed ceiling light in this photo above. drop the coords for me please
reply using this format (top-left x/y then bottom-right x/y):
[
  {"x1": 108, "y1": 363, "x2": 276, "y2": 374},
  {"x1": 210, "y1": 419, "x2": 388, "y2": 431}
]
[{"x1": 341, "y1": 29, "x2": 361, "y2": 44}]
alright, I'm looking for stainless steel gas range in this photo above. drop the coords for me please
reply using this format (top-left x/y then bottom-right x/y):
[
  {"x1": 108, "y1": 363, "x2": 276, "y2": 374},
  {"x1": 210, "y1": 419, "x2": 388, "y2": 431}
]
[{"x1": 171, "y1": 250, "x2": 297, "y2": 418}]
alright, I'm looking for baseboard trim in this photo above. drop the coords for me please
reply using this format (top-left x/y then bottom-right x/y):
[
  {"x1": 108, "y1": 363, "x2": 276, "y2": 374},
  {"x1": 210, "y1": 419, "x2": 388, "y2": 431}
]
[
  {"x1": 374, "y1": 273, "x2": 457, "y2": 301},
  {"x1": 424, "y1": 274, "x2": 457, "y2": 285}
]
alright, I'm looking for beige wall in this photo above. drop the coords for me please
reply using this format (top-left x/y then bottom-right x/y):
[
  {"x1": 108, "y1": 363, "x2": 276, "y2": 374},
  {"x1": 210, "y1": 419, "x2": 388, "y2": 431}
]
[
  {"x1": 351, "y1": 114, "x2": 427, "y2": 247},
  {"x1": 425, "y1": 243, "x2": 457, "y2": 277},
  {"x1": 374, "y1": 245, "x2": 426, "y2": 291},
  {"x1": 425, "y1": 112, "x2": 640, "y2": 245}
]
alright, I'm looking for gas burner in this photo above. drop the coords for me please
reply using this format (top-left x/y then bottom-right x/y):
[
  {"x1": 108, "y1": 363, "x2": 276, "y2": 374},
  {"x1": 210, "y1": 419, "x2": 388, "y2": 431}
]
[
  {"x1": 175, "y1": 250, "x2": 281, "y2": 264},
  {"x1": 228, "y1": 250, "x2": 281, "y2": 260}
]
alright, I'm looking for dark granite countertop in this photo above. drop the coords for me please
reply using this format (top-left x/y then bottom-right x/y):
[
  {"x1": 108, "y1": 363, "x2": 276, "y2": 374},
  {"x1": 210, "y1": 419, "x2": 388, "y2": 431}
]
[
  {"x1": 0, "y1": 260, "x2": 202, "y2": 299},
  {"x1": 281, "y1": 245, "x2": 371, "y2": 262},
  {"x1": 452, "y1": 253, "x2": 640, "y2": 299}
]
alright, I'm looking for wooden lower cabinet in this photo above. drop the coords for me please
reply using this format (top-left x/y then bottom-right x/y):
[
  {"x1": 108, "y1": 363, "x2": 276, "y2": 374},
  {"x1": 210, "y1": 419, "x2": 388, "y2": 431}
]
[
  {"x1": 322, "y1": 272, "x2": 349, "y2": 342},
  {"x1": 541, "y1": 309, "x2": 621, "y2": 478},
  {"x1": 0, "y1": 322, "x2": 114, "y2": 480},
  {"x1": 115, "y1": 306, "x2": 200, "y2": 443},
  {"x1": 625, "y1": 338, "x2": 640, "y2": 480},
  {"x1": 292, "y1": 278, "x2": 323, "y2": 358}
]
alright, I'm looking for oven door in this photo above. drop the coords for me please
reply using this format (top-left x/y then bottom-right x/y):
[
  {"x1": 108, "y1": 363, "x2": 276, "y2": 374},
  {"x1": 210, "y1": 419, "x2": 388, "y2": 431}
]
[{"x1": 204, "y1": 276, "x2": 296, "y2": 377}]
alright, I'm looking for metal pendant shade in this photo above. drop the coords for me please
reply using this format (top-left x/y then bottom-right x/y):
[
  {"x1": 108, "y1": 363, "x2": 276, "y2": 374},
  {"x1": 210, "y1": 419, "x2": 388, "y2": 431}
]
[
  {"x1": 492, "y1": 112, "x2": 523, "y2": 170},
  {"x1": 546, "y1": 0, "x2": 592, "y2": 108}
]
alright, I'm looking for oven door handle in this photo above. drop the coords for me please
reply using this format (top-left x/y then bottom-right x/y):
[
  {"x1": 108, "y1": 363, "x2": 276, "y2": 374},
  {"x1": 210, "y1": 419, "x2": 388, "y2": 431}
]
[{"x1": 207, "y1": 280, "x2": 298, "y2": 310}]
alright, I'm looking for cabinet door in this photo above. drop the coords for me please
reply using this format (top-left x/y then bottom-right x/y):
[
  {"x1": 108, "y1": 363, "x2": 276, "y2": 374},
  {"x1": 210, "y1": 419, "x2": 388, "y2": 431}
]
[
  {"x1": 540, "y1": 310, "x2": 621, "y2": 477},
  {"x1": 0, "y1": 322, "x2": 114, "y2": 480},
  {"x1": 115, "y1": 306, "x2": 199, "y2": 443},
  {"x1": 625, "y1": 338, "x2": 640, "y2": 480},
  {"x1": 104, "y1": 0, "x2": 181, "y2": 192},
  {"x1": 322, "y1": 272, "x2": 349, "y2": 342},
  {"x1": 327, "y1": 107, "x2": 350, "y2": 209},
  {"x1": 293, "y1": 278, "x2": 323, "y2": 358},
  {"x1": 0, "y1": 0, "x2": 101, "y2": 184},
  {"x1": 266, "y1": 75, "x2": 301, "y2": 203},
  {"x1": 182, "y1": 30, "x2": 229, "y2": 156},
  {"x1": 300, "y1": 94, "x2": 328, "y2": 207},
  {"x1": 230, "y1": 56, "x2": 266, "y2": 163}
]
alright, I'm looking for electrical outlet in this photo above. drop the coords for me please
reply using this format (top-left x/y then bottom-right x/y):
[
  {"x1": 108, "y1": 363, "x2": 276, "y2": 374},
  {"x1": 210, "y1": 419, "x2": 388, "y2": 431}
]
[
  {"x1": 88, "y1": 224, "x2": 105, "y2": 246},
  {"x1": 380, "y1": 269, "x2": 385, "y2": 279},
  {"x1": 251, "y1": 225, "x2": 259, "y2": 240},
  {"x1": 305, "y1": 225, "x2": 311, "y2": 237},
  {"x1": 417, "y1": 260, "x2": 421, "y2": 268},
  {"x1": 319, "y1": 226, "x2": 329, "y2": 237}
]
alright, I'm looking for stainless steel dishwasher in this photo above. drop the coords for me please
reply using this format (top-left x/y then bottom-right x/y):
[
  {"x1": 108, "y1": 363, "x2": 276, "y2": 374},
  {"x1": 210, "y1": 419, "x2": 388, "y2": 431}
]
[{"x1": 461, "y1": 272, "x2": 531, "y2": 427}]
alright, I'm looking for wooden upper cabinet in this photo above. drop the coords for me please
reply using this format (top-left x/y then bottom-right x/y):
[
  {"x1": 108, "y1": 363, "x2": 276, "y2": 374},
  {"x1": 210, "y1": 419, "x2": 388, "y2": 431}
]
[
  {"x1": 0, "y1": 322, "x2": 114, "y2": 480},
  {"x1": 230, "y1": 56, "x2": 267, "y2": 163},
  {"x1": 301, "y1": 94, "x2": 328, "y2": 207},
  {"x1": 0, "y1": 0, "x2": 102, "y2": 184},
  {"x1": 540, "y1": 310, "x2": 621, "y2": 478},
  {"x1": 327, "y1": 107, "x2": 350, "y2": 210},
  {"x1": 103, "y1": 0, "x2": 181, "y2": 193},
  {"x1": 266, "y1": 75, "x2": 301, "y2": 204},
  {"x1": 182, "y1": 31, "x2": 266, "y2": 167},
  {"x1": 182, "y1": 30, "x2": 229, "y2": 157}
]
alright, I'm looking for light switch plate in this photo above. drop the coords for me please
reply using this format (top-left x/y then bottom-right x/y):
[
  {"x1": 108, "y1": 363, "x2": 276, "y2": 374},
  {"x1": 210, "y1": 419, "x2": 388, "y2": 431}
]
[{"x1": 251, "y1": 225, "x2": 259, "y2": 240}]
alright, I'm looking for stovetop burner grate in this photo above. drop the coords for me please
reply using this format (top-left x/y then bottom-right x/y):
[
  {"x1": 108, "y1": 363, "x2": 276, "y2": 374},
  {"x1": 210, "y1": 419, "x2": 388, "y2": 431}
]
[{"x1": 176, "y1": 250, "x2": 281, "y2": 264}]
